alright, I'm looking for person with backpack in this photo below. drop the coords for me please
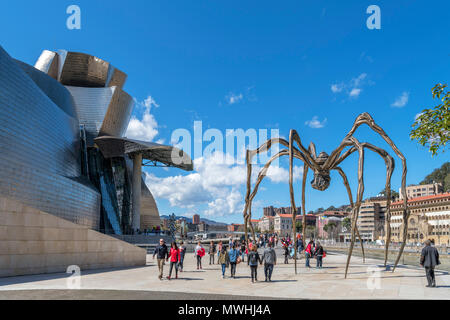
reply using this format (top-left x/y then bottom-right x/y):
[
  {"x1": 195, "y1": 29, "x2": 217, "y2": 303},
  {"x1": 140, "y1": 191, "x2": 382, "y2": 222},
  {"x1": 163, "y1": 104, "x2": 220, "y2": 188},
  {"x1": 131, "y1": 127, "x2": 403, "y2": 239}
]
[
  {"x1": 208, "y1": 241, "x2": 216, "y2": 265},
  {"x1": 152, "y1": 239, "x2": 169, "y2": 280},
  {"x1": 167, "y1": 242, "x2": 180, "y2": 280},
  {"x1": 218, "y1": 245, "x2": 230, "y2": 279},
  {"x1": 248, "y1": 246, "x2": 262, "y2": 283},
  {"x1": 313, "y1": 241, "x2": 325, "y2": 269},
  {"x1": 262, "y1": 242, "x2": 277, "y2": 282},
  {"x1": 195, "y1": 241, "x2": 205, "y2": 270}
]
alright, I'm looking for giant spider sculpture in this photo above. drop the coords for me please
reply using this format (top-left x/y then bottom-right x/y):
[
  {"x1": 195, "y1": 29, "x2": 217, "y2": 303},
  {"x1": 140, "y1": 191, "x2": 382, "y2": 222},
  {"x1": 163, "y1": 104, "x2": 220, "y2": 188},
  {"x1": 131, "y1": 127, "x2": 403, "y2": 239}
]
[{"x1": 243, "y1": 113, "x2": 409, "y2": 278}]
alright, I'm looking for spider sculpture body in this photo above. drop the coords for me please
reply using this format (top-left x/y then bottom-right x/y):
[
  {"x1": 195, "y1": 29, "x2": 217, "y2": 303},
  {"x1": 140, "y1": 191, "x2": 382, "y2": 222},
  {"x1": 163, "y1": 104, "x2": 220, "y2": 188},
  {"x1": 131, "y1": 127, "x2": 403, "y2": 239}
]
[{"x1": 243, "y1": 113, "x2": 409, "y2": 278}]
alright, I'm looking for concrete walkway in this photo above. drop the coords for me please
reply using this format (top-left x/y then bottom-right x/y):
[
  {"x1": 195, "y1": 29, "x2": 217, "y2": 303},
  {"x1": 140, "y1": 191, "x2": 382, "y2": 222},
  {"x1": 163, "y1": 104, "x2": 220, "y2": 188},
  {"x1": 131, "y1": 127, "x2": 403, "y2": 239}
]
[{"x1": 0, "y1": 250, "x2": 449, "y2": 300}]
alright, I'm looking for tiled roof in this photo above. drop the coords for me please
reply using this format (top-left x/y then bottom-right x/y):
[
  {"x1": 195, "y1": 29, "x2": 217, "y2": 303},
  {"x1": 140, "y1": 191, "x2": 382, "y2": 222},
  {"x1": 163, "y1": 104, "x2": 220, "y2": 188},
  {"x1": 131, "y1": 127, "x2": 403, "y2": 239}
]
[{"x1": 391, "y1": 192, "x2": 450, "y2": 205}]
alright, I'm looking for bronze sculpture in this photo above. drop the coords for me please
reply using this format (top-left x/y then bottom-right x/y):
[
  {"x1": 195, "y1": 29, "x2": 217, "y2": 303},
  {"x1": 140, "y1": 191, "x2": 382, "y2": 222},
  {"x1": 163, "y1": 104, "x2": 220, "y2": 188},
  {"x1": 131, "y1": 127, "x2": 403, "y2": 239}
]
[{"x1": 243, "y1": 113, "x2": 409, "y2": 278}]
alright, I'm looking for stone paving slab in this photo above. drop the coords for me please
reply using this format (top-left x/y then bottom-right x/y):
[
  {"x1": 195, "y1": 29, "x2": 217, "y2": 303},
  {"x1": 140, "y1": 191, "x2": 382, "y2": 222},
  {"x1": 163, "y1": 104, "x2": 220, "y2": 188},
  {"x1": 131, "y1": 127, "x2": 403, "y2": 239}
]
[{"x1": 0, "y1": 250, "x2": 449, "y2": 300}]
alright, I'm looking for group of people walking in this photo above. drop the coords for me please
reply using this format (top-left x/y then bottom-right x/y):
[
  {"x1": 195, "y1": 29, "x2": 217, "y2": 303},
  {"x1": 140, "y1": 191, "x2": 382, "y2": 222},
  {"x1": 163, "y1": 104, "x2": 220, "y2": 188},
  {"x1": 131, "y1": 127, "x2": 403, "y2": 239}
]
[
  {"x1": 152, "y1": 237, "x2": 322, "y2": 283},
  {"x1": 153, "y1": 237, "x2": 442, "y2": 288}
]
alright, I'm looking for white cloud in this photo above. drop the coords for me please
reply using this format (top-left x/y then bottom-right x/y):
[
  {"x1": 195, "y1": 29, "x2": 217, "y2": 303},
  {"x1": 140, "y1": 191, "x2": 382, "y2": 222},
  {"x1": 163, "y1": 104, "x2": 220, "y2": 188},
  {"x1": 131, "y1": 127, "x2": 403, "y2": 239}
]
[
  {"x1": 349, "y1": 88, "x2": 362, "y2": 98},
  {"x1": 391, "y1": 91, "x2": 409, "y2": 108},
  {"x1": 226, "y1": 92, "x2": 243, "y2": 105},
  {"x1": 305, "y1": 116, "x2": 327, "y2": 129},
  {"x1": 331, "y1": 84, "x2": 343, "y2": 93},
  {"x1": 145, "y1": 151, "x2": 303, "y2": 218},
  {"x1": 331, "y1": 73, "x2": 369, "y2": 99},
  {"x1": 126, "y1": 95, "x2": 159, "y2": 141}
]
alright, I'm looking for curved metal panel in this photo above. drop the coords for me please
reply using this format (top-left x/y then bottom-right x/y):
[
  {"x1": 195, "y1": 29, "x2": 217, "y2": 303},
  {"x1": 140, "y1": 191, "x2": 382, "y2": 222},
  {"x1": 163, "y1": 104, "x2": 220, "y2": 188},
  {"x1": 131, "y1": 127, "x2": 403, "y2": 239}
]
[
  {"x1": 0, "y1": 45, "x2": 101, "y2": 229},
  {"x1": 15, "y1": 59, "x2": 77, "y2": 118},
  {"x1": 67, "y1": 86, "x2": 133, "y2": 145},
  {"x1": 95, "y1": 136, "x2": 194, "y2": 171},
  {"x1": 141, "y1": 180, "x2": 162, "y2": 229},
  {"x1": 100, "y1": 89, "x2": 133, "y2": 138},
  {"x1": 34, "y1": 50, "x2": 59, "y2": 80},
  {"x1": 60, "y1": 52, "x2": 110, "y2": 87}
]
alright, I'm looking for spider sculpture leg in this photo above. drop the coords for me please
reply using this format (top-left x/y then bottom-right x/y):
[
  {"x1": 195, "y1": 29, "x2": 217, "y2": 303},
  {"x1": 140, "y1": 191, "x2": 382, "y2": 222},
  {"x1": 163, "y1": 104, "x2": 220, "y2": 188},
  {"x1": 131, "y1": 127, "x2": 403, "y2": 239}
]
[
  {"x1": 344, "y1": 137, "x2": 365, "y2": 279},
  {"x1": 334, "y1": 167, "x2": 366, "y2": 263},
  {"x1": 333, "y1": 142, "x2": 396, "y2": 269},
  {"x1": 327, "y1": 113, "x2": 408, "y2": 273},
  {"x1": 243, "y1": 139, "x2": 290, "y2": 246},
  {"x1": 289, "y1": 132, "x2": 321, "y2": 274}
]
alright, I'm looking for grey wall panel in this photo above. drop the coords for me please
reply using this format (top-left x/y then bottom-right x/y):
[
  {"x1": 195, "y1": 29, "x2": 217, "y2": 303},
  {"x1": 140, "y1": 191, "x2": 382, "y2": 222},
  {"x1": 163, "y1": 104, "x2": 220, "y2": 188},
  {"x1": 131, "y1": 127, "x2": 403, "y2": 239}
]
[
  {"x1": 66, "y1": 86, "x2": 115, "y2": 145},
  {"x1": 67, "y1": 86, "x2": 133, "y2": 145},
  {"x1": 14, "y1": 59, "x2": 77, "y2": 118},
  {"x1": 0, "y1": 46, "x2": 101, "y2": 229}
]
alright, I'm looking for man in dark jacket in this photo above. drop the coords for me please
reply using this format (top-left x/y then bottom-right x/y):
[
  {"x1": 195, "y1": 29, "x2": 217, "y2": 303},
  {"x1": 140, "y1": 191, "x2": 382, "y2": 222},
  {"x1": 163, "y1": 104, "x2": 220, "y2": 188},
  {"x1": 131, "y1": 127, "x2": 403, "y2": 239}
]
[
  {"x1": 420, "y1": 239, "x2": 440, "y2": 287},
  {"x1": 153, "y1": 239, "x2": 169, "y2": 280},
  {"x1": 262, "y1": 242, "x2": 277, "y2": 282}
]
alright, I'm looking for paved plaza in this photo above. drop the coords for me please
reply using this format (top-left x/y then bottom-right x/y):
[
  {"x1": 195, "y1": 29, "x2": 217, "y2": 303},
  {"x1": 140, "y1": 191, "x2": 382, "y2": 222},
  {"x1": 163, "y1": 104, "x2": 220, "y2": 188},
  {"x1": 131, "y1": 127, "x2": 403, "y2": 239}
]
[{"x1": 0, "y1": 249, "x2": 449, "y2": 300}]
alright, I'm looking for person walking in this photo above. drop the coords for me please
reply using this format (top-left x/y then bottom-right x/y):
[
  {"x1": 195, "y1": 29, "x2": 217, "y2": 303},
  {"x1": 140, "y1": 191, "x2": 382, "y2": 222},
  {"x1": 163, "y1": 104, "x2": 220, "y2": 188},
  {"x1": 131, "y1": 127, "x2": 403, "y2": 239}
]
[
  {"x1": 167, "y1": 242, "x2": 180, "y2": 280},
  {"x1": 305, "y1": 240, "x2": 313, "y2": 268},
  {"x1": 240, "y1": 241, "x2": 246, "y2": 262},
  {"x1": 262, "y1": 242, "x2": 277, "y2": 282},
  {"x1": 283, "y1": 243, "x2": 289, "y2": 264},
  {"x1": 178, "y1": 241, "x2": 186, "y2": 272},
  {"x1": 228, "y1": 243, "x2": 239, "y2": 278},
  {"x1": 208, "y1": 241, "x2": 217, "y2": 265},
  {"x1": 195, "y1": 241, "x2": 205, "y2": 270},
  {"x1": 420, "y1": 239, "x2": 440, "y2": 287},
  {"x1": 313, "y1": 241, "x2": 325, "y2": 269},
  {"x1": 248, "y1": 246, "x2": 262, "y2": 283},
  {"x1": 217, "y1": 241, "x2": 223, "y2": 265},
  {"x1": 218, "y1": 245, "x2": 230, "y2": 279},
  {"x1": 153, "y1": 239, "x2": 169, "y2": 280}
]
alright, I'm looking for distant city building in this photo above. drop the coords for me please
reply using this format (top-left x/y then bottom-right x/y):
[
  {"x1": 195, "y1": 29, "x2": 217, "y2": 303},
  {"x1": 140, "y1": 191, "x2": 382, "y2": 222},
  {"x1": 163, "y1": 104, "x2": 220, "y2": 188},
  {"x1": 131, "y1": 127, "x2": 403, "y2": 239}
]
[
  {"x1": 355, "y1": 197, "x2": 388, "y2": 242},
  {"x1": 228, "y1": 224, "x2": 240, "y2": 232},
  {"x1": 263, "y1": 206, "x2": 301, "y2": 217},
  {"x1": 274, "y1": 214, "x2": 302, "y2": 237},
  {"x1": 399, "y1": 182, "x2": 444, "y2": 200},
  {"x1": 250, "y1": 219, "x2": 260, "y2": 230},
  {"x1": 197, "y1": 221, "x2": 208, "y2": 232},
  {"x1": 259, "y1": 216, "x2": 275, "y2": 233},
  {"x1": 389, "y1": 193, "x2": 450, "y2": 245},
  {"x1": 192, "y1": 214, "x2": 200, "y2": 225},
  {"x1": 317, "y1": 216, "x2": 343, "y2": 240}
]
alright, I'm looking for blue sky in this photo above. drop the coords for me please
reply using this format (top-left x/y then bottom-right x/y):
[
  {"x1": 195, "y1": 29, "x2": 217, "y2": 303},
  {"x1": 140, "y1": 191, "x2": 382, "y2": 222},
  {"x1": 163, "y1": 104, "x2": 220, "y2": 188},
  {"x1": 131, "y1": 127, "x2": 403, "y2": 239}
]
[{"x1": 1, "y1": 0, "x2": 449, "y2": 223}]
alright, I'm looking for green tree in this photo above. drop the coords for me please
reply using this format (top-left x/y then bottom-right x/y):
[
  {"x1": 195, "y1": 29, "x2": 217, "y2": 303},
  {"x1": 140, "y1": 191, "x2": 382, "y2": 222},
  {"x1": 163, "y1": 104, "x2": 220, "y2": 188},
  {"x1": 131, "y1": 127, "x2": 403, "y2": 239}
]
[
  {"x1": 342, "y1": 217, "x2": 352, "y2": 231},
  {"x1": 379, "y1": 188, "x2": 400, "y2": 199},
  {"x1": 410, "y1": 84, "x2": 449, "y2": 156},
  {"x1": 420, "y1": 162, "x2": 450, "y2": 191},
  {"x1": 295, "y1": 221, "x2": 302, "y2": 232}
]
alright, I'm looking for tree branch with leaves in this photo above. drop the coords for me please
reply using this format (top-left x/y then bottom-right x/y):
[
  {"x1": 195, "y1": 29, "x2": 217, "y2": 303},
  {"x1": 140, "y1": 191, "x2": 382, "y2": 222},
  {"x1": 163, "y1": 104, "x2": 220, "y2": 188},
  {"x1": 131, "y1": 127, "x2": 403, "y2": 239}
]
[{"x1": 410, "y1": 83, "x2": 449, "y2": 156}]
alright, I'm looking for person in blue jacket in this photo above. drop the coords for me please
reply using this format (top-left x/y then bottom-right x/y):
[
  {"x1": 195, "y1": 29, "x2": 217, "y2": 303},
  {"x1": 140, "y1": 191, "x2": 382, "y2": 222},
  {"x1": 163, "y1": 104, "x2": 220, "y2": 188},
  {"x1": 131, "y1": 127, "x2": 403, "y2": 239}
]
[{"x1": 228, "y1": 243, "x2": 240, "y2": 278}]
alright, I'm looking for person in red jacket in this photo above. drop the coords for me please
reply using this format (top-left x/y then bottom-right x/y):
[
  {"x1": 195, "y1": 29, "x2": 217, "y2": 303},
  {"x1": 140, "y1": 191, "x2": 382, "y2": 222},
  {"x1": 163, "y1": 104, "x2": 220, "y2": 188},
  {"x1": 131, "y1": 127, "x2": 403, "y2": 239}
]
[
  {"x1": 167, "y1": 242, "x2": 180, "y2": 280},
  {"x1": 305, "y1": 240, "x2": 313, "y2": 268}
]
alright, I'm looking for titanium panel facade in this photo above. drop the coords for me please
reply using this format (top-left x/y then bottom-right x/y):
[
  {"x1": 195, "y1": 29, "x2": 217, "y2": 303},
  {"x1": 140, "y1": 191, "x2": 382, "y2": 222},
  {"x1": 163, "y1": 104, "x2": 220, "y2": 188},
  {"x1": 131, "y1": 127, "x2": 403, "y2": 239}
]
[{"x1": 0, "y1": 46, "x2": 101, "y2": 229}]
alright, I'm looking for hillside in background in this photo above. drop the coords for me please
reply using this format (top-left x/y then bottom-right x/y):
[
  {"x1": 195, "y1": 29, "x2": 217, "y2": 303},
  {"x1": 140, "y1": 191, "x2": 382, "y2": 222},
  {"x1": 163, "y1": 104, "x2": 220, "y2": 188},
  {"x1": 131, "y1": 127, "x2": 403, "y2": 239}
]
[
  {"x1": 160, "y1": 215, "x2": 228, "y2": 226},
  {"x1": 420, "y1": 162, "x2": 450, "y2": 192}
]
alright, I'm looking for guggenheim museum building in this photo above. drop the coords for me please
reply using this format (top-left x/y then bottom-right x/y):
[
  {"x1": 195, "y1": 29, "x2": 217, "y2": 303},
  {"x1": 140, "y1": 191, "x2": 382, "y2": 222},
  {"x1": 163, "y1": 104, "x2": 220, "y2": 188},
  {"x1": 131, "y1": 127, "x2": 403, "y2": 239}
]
[{"x1": 0, "y1": 46, "x2": 192, "y2": 277}]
